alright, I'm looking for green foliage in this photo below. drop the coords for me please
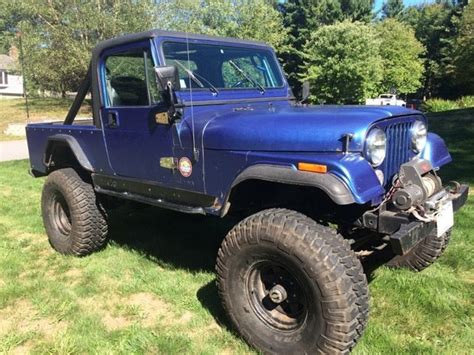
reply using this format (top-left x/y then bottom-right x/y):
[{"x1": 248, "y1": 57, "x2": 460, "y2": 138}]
[
  {"x1": 453, "y1": 2, "x2": 474, "y2": 95},
  {"x1": 401, "y1": 1, "x2": 468, "y2": 98},
  {"x1": 375, "y1": 19, "x2": 425, "y2": 95},
  {"x1": 280, "y1": 0, "x2": 374, "y2": 96},
  {"x1": 422, "y1": 96, "x2": 474, "y2": 112},
  {"x1": 381, "y1": 0, "x2": 404, "y2": 19},
  {"x1": 302, "y1": 21, "x2": 382, "y2": 104},
  {"x1": 155, "y1": 0, "x2": 287, "y2": 50},
  {"x1": 1, "y1": 0, "x2": 286, "y2": 95},
  {"x1": 1, "y1": 0, "x2": 158, "y2": 95}
]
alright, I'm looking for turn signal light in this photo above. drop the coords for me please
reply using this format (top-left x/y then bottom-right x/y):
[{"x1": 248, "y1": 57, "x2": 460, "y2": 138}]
[{"x1": 297, "y1": 162, "x2": 327, "y2": 173}]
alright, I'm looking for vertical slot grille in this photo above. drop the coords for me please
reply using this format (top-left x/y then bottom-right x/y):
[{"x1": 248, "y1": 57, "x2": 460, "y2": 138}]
[{"x1": 384, "y1": 121, "x2": 413, "y2": 186}]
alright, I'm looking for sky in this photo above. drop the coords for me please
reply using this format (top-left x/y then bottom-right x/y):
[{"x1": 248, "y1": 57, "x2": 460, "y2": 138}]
[{"x1": 374, "y1": 0, "x2": 435, "y2": 11}]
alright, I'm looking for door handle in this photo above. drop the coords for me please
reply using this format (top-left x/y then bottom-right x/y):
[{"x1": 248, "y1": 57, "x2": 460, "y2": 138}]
[{"x1": 107, "y1": 112, "x2": 118, "y2": 128}]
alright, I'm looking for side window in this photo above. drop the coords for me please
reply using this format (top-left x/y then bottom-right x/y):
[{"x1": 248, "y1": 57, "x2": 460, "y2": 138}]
[{"x1": 105, "y1": 49, "x2": 160, "y2": 107}]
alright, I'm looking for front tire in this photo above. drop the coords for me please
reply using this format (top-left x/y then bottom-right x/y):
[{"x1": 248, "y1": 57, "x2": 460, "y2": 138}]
[
  {"x1": 386, "y1": 230, "x2": 451, "y2": 271},
  {"x1": 41, "y1": 168, "x2": 108, "y2": 256},
  {"x1": 216, "y1": 209, "x2": 368, "y2": 354}
]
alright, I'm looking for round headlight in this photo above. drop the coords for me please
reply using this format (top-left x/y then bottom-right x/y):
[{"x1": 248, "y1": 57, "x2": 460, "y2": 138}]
[
  {"x1": 365, "y1": 128, "x2": 387, "y2": 167},
  {"x1": 411, "y1": 121, "x2": 427, "y2": 153}
]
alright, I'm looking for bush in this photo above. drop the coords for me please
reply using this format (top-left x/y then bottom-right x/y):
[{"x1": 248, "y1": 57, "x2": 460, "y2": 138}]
[{"x1": 422, "y1": 96, "x2": 474, "y2": 112}]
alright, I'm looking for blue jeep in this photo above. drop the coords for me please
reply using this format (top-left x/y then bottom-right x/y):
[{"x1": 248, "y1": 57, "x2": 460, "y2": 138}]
[{"x1": 26, "y1": 30, "x2": 468, "y2": 353}]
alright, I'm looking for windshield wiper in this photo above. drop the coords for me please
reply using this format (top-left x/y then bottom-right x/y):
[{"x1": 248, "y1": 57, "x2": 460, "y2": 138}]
[
  {"x1": 174, "y1": 61, "x2": 219, "y2": 95},
  {"x1": 228, "y1": 60, "x2": 265, "y2": 94}
]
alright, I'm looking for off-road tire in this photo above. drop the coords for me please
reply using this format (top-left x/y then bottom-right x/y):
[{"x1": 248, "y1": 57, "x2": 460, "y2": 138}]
[
  {"x1": 41, "y1": 168, "x2": 108, "y2": 256},
  {"x1": 386, "y1": 230, "x2": 451, "y2": 272},
  {"x1": 216, "y1": 208, "x2": 369, "y2": 354}
]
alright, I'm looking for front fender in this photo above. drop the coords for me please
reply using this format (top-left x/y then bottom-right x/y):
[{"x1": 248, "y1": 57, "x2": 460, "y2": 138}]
[{"x1": 421, "y1": 133, "x2": 452, "y2": 169}]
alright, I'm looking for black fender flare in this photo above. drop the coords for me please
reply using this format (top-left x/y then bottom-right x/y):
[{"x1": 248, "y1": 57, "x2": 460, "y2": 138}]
[
  {"x1": 44, "y1": 134, "x2": 94, "y2": 172},
  {"x1": 230, "y1": 164, "x2": 355, "y2": 205}
]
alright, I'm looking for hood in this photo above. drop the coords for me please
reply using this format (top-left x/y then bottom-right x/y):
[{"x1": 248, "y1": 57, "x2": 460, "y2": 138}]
[{"x1": 202, "y1": 105, "x2": 421, "y2": 152}]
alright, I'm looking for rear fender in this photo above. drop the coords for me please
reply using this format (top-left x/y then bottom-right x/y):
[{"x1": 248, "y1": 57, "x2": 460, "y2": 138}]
[{"x1": 44, "y1": 134, "x2": 94, "y2": 172}]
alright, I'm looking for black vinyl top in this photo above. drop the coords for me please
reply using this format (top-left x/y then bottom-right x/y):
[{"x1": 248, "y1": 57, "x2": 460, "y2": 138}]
[{"x1": 91, "y1": 29, "x2": 270, "y2": 60}]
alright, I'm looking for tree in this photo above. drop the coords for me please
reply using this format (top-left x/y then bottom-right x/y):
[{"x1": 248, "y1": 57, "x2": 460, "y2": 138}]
[
  {"x1": 382, "y1": 0, "x2": 404, "y2": 19},
  {"x1": 301, "y1": 21, "x2": 382, "y2": 104},
  {"x1": 3, "y1": 0, "x2": 286, "y2": 95},
  {"x1": 280, "y1": 0, "x2": 374, "y2": 97},
  {"x1": 154, "y1": 0, "x2": 287, "y2": 50},
  {"x1": 2, "y1": 0, "x2": 158, "y2": 96},
  {"x1": 401, "y1": 2, "x2": 464, "y2": 98},
  {"x1": 375, "y1": 19, "x2": 425, "y2": 94},
  {"x1": 453, "y1": 1, "x2": 474, "y2": 94}
]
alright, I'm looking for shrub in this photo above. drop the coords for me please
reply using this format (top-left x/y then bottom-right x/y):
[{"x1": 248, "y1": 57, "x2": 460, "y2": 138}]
[{"x1": 422, "y1": 96, "x2": 474, "y2": 112}]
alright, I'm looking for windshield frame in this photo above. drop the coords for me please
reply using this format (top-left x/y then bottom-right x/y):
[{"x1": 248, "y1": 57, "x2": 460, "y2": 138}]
[{"x1": 158, "y1": 39, "x2": 286, "y2": 92}]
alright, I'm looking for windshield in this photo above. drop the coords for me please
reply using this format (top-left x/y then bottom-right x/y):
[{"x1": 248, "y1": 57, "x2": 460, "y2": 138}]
[{"x1": 162, "y1": 41, "x2": 284, "y2": 91}]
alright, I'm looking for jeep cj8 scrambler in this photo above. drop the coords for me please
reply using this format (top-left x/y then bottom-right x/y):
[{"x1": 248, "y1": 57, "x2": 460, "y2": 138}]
[{"x1": 26, "y1": 30, "x2": 468, "y2": 353}]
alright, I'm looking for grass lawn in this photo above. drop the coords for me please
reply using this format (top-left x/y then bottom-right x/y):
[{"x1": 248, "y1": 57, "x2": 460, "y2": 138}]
[
  {"x1": 0, "y1": 111, "x2": 473, "y2": 353},
  {"x1": 0, "y1": 98, "x2": 91, "y2": 141}
]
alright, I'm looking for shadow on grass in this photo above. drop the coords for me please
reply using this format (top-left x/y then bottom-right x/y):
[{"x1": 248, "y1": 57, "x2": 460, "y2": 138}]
[
  {"x1": 107, "y1": 204, "x2": 238, "y2": 328},
  {"x1": 107, "y1": 204, "x2": 395, "y2": 327}
]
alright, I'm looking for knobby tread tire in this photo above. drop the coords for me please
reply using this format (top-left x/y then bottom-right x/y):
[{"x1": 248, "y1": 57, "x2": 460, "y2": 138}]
[
  {"x1": 41, "y1": 168, "x2": 108, "y2": 256},
  {"x1": 386, "y1": 230, "x2": 451, "y2": 272},
  {"x1": 216, "y1": 208, "x2": 369, "y2": 354}
]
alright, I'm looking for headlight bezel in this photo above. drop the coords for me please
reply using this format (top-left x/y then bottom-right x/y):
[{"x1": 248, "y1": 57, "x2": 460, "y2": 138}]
[
  {"x1": 364, "y1": 127, "x2": 387, "y2": 167},
  {"x1": 411, "y1": 120, "x2": 427, "y2": 153}
]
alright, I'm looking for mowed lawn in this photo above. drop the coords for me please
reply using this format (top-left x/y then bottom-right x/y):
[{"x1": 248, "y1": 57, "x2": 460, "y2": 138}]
[
  {"x1": 0, "y1": 111, "x2": 473, "y2": 354},
  {"x1": 0, "y1": 98, "x2": 91, "y2": 141}
]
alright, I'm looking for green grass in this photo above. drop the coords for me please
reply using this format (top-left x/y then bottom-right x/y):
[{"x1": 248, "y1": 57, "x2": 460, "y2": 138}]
[
  {"x1": 0, "y1": 98, "x2": 91, "y2": 141},
  {"x1": 0, "y1": 112, "x2": 473, "y2": 353}
]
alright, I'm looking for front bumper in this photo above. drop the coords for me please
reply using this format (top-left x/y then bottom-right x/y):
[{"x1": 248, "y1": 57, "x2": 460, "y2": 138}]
[{"x1": 361, "y1": 184, "x2": 469, "y2": 255}]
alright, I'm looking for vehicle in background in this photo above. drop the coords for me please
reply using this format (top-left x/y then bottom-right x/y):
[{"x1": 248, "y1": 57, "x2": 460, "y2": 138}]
[{"x1": 366, "y1": 93, "x2": 406, "y2": 106}]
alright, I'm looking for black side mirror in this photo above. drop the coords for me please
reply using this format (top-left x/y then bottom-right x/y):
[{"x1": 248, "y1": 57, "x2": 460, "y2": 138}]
[
  {"x1": 154, "y1": 65, "x2": 180, "y2": 121},
  {"x1": 301, "y1": 81, "x2": 310, "y2": 104},
  {"x1": 154, "y1": 65, "x2": 180, "y2": 92}
]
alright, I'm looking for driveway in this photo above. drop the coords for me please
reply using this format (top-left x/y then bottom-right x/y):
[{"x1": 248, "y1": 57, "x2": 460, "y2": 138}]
[{"x1": 0, "y1": 140, "x2": 29, "y2": 162}]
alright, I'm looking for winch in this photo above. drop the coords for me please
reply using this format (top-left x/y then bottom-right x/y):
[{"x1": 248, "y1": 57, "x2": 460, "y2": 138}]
[{"x1": 391, "y1": 158, "x2": 442, "y2": 210}]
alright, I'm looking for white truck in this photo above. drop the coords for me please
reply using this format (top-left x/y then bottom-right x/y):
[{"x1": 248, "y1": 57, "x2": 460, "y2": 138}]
[{"x1": 366, "y1": 94, "x2": 406, "y2": 106}]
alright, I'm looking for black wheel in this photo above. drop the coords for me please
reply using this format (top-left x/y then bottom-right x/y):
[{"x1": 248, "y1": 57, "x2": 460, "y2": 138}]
[
  {"x1": 386, "y1": 230, "x2": 451, "y2": 271},
  {"x1": 216, "y1": 209, "x2": 368, "y2": 354},
  {"x1": 41, "y1": 168, "x2": 108, "y2": 256}
]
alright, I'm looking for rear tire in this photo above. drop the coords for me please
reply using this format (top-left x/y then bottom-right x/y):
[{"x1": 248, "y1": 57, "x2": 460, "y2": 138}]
[
  {"x1": 41, "y1": 168, "x2": 108, "y2": 256},
  {"x1": 216, "y1": 208, "x2": 368, "y2": 354},
  {"x1": 386, "y1": 230, "x2": 451, "y2": 271}
]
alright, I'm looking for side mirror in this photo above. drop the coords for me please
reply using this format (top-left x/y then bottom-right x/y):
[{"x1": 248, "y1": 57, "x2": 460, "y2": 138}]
[
  {"x1": 154, "y1": 65, "x2": 180, "y2": 92},
  {"x1": 154, "y1": 65, "x2": 180, "y2": 121},
  {"x1": 301, "y1": 81, "x2": 310, "y2": 104}
]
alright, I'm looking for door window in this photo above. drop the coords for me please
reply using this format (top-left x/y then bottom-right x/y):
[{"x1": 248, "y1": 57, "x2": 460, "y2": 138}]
[{"x1": 104, "y1": 49, "x2": 160, "y2": 107}]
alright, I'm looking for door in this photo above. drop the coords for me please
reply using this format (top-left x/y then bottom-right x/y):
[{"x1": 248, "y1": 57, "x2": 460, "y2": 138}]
[{"x1": 100, "y1": 41, "x2": 202, "y2": 191}]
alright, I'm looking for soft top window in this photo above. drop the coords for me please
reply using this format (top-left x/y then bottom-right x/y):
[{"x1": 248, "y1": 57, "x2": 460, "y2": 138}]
[{"x1": 162, "y1": 41, "x2": 284, "y2": 90}]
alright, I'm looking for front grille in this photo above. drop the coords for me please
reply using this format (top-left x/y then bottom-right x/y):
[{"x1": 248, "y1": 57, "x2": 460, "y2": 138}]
[{"x1": 383, "y1": 121, "x2": 414, "y2": 186}]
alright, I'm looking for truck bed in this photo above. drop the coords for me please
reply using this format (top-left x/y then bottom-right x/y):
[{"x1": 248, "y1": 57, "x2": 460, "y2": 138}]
[{"x1": 25, "y1": 122, "x2": 112, "y2": 176}]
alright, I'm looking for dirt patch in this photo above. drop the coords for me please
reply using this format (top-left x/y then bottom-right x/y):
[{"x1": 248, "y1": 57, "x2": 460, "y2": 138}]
[
  {"x1": 78, "y1": 292, "x2": 176, "y2": 331},
  {"x1": 127, "y1": 292, "x2": 171, "y2": 327},
  {"x1": 0, "y1": 299, "x2": 67, "y2": 338}
]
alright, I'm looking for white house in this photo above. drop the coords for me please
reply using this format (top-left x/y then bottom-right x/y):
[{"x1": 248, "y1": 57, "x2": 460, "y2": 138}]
[{"x1": 0, "y1": 54, "x2": 24, "y2": 98}]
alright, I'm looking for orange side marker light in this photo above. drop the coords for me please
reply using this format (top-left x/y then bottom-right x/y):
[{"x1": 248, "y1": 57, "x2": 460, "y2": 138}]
[{"x1": 297, "y1": 162, "x2": 328, "y2": 173}]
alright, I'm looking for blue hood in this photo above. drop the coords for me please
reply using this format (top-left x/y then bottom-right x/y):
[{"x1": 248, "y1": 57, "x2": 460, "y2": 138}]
[{"x1": 202, "y1": 105, "x2": 422, "y2": 152}]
